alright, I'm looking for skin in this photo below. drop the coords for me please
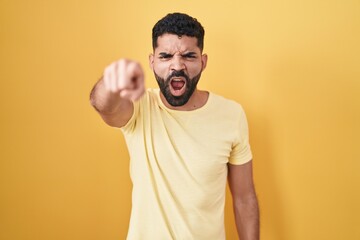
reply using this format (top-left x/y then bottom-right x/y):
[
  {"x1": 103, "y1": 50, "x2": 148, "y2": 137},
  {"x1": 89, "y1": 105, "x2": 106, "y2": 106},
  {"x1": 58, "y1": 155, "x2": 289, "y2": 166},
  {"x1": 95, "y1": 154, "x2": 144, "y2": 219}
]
[
  {"x1": 90, "y1": 33, "x2": 259, "y2": 239},
  {"x1": 228, "y1": 161, "x2": 260, "y2": 240},
  {"x1": 89, "y1": 58, "x2": 144, "y2": 127},
  {"x1": 149, "y1": 33, "x2": 208, "y2": 111}
]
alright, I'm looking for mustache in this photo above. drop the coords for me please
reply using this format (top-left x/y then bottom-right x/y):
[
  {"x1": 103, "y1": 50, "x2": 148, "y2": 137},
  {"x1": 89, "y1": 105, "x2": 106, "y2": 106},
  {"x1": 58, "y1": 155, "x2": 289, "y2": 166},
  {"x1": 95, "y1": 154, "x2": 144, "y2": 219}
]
[{"x1": 166, "y1": 70, "x2": 189, "y2": 82}]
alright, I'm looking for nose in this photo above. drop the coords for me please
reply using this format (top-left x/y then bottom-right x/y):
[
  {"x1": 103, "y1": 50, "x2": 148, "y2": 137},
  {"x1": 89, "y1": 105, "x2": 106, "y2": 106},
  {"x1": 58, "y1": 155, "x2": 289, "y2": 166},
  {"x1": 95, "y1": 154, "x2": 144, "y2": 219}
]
[{"x1": 170, "y1": 55, "x2": 185, "y2": 71}]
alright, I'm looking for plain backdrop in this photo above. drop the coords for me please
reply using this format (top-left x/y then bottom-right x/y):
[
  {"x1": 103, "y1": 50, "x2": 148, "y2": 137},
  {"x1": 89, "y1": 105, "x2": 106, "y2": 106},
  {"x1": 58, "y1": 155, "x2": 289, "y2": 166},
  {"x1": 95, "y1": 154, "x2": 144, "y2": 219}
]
[{"x1": 1, "y1": 0, "x2": 359, "y2": 239}]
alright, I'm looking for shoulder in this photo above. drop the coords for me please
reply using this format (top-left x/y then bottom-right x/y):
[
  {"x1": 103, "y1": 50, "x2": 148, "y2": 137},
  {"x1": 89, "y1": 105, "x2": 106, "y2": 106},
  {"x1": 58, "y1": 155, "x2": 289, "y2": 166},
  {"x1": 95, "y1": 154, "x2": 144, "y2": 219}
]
[
  {"x1": 209, "y1": 92, "x2": 245, "y2": 115},
  {"x1": 146, "y1": 88, "x2": 159, "y2": 97},
  {"x1": 121, "y1": 89, "x2": 159, "y2": 133},
  {"x1": 133, "y1": 88, "x2": 160, "y2": 106}
]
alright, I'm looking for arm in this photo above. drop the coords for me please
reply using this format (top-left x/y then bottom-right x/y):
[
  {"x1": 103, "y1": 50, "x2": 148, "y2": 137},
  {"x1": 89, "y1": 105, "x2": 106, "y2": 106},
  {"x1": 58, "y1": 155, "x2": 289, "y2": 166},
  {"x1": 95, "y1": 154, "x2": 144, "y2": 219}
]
[
  {"x1": 90, "y1": 59, "x2": 145, "y2": 128},
  {"x1": 228, "y1": 160, "x2": 259, "y2": 240}
]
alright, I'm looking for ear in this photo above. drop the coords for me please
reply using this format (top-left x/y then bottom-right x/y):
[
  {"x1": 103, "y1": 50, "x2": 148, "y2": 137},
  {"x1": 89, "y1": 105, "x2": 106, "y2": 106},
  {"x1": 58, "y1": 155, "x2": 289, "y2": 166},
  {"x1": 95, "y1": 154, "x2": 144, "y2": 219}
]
[
  {"x1": 149, "y1": 53, "x2": 154, "y2": 71},
  {"x1": 201, "y1": 54, "x2": 208, "y2": 71}
]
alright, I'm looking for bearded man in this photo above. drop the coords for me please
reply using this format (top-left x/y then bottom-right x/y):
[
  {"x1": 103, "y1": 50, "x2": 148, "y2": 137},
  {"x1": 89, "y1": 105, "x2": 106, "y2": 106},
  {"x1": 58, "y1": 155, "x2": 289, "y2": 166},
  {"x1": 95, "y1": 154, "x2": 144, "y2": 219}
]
[{"x1": 90, "y1": 12, "x2": 259, "y2": 240}]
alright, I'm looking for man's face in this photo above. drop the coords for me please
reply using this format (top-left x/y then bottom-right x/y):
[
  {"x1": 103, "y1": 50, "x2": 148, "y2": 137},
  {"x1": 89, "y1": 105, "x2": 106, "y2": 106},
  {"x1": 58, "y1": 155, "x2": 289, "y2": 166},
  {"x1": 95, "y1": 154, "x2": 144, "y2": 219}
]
[{"x1": 149, "y1": 33, "x2": 207, "y2": 107}]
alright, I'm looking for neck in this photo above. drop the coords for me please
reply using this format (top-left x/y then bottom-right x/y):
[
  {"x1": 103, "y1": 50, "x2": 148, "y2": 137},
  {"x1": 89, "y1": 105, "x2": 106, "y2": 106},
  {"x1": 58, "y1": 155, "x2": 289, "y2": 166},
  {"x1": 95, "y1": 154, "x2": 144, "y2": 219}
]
[{"x1": 160, "y1": 89, "x2": 209, "y2": 111}]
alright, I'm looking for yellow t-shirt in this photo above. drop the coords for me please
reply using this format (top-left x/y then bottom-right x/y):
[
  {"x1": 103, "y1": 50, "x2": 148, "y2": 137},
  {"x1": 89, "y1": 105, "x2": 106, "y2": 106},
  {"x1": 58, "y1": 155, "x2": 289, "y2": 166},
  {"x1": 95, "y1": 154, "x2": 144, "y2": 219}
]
[{"x1": 121, "y1": 89, "x2": 252, "y2": 240}]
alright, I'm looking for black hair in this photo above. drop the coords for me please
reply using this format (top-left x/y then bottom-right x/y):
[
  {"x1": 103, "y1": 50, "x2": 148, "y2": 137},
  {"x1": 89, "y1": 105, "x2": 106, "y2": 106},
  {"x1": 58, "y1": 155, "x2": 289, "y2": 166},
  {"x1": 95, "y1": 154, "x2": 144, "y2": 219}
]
[{"x1": 152, "y1": 13, "x2": 205, "y2": 51}]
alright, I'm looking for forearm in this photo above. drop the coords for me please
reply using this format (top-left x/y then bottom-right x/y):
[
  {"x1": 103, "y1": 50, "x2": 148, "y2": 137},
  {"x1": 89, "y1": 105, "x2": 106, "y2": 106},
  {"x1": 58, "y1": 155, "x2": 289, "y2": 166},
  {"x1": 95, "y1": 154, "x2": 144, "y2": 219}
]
[{"x1": 233, "y1": 193, "x2": 259, "y2": 240}]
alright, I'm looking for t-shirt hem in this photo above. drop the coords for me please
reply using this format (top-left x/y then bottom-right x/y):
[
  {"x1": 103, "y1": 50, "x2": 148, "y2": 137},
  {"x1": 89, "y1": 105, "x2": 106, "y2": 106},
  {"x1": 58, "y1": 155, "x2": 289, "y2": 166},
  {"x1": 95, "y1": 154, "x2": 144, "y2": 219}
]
[{"x1": 228, "y1": 155, "x2": 253, "y2": 165}]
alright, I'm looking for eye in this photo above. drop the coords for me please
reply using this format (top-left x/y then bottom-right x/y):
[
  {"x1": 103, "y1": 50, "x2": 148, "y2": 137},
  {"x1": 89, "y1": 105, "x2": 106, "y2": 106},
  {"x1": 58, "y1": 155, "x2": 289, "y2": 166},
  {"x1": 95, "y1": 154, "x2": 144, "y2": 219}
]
[
  {"x1": 159, "y1": 54, "x2": 172, "y2": 59},
  {"x1": 182, "y1": 53, "x2": 197, "y2": 59}
]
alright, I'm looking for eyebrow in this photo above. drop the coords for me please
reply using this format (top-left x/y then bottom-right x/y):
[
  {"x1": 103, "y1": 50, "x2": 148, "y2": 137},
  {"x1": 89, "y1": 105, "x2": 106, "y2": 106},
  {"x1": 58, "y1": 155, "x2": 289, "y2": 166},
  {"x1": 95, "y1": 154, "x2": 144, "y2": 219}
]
[
  {"x1": 181, "y1": 52, "x2": 197, "y2": 57},
  {"x1": 158, "y1": 52, "x2": 197, "y2": 57}
]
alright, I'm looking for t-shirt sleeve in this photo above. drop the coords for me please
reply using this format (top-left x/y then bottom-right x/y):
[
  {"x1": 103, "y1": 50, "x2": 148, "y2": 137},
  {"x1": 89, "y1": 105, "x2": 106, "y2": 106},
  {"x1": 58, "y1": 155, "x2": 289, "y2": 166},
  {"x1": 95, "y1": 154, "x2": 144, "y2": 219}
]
[
  {"x1": 120, "y1": 100, "x2": 140, "y2": 134},
  {"x1": 229, "y1": 106, "x2": 253, "y2": 165}
]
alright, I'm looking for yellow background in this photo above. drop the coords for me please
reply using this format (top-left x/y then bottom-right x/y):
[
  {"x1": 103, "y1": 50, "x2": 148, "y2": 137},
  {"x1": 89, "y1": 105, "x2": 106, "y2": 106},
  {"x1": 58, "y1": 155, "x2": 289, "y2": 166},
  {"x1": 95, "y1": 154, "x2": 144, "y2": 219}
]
[{"x1": 1, "y1": 0, "x2": 359, "y2": 239}]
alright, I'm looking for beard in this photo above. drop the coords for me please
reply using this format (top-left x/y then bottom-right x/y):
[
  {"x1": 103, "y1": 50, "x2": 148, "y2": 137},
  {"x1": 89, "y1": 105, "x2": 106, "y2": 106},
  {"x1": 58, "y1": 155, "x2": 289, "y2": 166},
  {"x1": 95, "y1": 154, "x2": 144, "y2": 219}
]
[{"x1": 154, "y1": 70, "x2": 202, "y2": 107}]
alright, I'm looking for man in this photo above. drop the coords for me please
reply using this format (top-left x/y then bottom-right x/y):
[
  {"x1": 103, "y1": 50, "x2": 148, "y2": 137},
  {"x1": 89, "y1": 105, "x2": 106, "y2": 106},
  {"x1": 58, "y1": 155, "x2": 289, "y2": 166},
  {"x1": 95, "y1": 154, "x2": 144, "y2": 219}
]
[{"x1": 90, "y1": 13, "x2": 259, "y2": 240}]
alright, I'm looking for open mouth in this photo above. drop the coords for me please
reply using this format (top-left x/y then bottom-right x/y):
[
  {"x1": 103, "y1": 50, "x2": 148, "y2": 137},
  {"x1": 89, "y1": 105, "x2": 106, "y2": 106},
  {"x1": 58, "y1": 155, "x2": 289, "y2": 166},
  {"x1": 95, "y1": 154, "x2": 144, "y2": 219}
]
[{"x1": 170, "y1": 78, "x2": 186, "y2": 96}]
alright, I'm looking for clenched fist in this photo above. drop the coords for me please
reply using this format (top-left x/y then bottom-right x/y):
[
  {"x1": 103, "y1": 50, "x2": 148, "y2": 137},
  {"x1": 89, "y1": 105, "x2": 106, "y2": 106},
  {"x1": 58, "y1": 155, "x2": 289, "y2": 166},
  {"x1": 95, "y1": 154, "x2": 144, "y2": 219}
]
[{"x1": 103, "y1": 59, "x2": 145, "y2": 101}]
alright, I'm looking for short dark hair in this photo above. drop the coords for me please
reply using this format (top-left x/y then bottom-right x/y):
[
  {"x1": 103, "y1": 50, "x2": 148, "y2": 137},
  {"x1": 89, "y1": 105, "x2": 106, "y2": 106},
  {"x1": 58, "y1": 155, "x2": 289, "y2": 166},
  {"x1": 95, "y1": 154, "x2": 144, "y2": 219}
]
[{"x1": 152, "y1": 13, "x2": 205, "y2": 51}]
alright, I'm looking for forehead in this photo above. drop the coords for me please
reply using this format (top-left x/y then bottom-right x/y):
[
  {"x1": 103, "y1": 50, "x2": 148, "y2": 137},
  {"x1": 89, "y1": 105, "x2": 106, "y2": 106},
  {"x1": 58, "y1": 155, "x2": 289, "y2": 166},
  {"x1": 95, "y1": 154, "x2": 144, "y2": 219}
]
[{"x1": 155, "y1": 33, "x2": 200, "y2": 53}]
